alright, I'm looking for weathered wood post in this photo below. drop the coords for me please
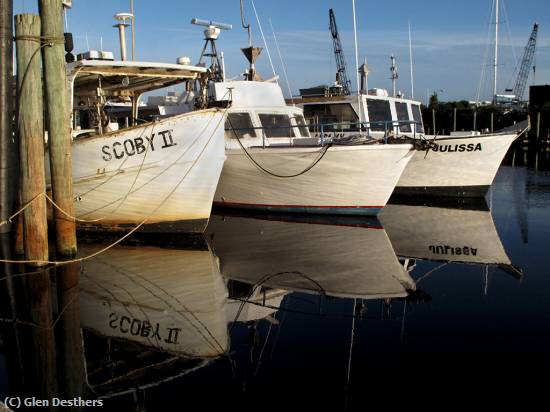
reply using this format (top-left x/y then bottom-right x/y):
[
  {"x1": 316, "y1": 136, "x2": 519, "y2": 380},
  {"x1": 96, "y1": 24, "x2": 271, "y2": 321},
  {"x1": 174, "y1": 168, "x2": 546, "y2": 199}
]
[
  {"x1": 453, "y1": 107, "x2": 457, "y2": 132},
  {"x1": 490, "y1": 112, "x2": 494, "y2": 133},
  {"x1": 432, "y1": 109, "x2": 436, "y2": 135},
  {"x1": 56, "y1": 263, "x2": 86, "y2": 403},
  {"x1": 39, "y1": 0, "x2": 77, "y2": 258},
  {"x1": 15, "y1": 14, "x2": 49, "y2": 266},
  {"x1": 536, "y1": 111, "x2": 541, "y2": 140},
  {"x1": 473, "y1": 110, "x2": 477, "y2": 131},
  {"x1": 0, "y1": 0, "x2": 16, "y2": 234}
]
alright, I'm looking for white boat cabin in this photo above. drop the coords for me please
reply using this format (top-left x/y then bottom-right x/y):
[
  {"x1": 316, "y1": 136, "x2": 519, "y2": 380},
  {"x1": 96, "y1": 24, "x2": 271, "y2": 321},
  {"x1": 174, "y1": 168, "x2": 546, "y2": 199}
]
[
  {"x1": 67, "y1": 57, "x2": 208, "y2": 138},
  {"x1": 209, "y1": 80, "x2": 311, "y2": 149},
  {"x1": 293, "y1": 89, "x2": 425, "y2": 139}
]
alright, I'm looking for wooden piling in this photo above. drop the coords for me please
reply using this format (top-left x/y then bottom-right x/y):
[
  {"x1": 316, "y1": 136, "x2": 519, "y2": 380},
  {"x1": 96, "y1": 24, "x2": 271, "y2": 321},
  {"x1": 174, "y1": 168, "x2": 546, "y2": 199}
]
[
  {"x1": 39, "y1": 0, "x2": 77, "y2": 258},
  {"x1": 15, "y1": 14, "x2": 49, "y2": 266},
  {"x1": 473, "y1": 110, "x2": 477, "y2": 131},
  {"x1": 453, "y1": 107, "x2": 457, "y2": 132},
  {"x1": 56, "y1": 263, "x2": 86, "y2": 402},
  {"x1": 0, "y1": 0, "x2": 15, "y2": 234},
  {"x1": 536, "y1": 112, "x2": 541, "y2": 140}
]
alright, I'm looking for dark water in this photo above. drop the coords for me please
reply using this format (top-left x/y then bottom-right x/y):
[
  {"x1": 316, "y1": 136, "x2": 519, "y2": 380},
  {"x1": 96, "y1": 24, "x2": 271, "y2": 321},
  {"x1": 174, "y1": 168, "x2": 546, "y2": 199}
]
[{"x1": 1, "y1": 147, "x2": 550, "y2": 411}]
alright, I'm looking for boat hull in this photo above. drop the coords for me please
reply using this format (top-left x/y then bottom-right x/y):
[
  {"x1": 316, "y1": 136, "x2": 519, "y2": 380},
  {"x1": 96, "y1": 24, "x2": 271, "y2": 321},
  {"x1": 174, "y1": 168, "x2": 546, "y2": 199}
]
[
  {"x1": 208, "y1": 214, "x2": 414, "y2": 300},
  {"x1": 214, "y1": 144, "x2": 414, "y2": 215},
  {"x1": 395, "y1": 133, "x2": 518, "y2": 198},
  {"x1": 47, "y1": 109, "x2": 226, "y2": 233}
]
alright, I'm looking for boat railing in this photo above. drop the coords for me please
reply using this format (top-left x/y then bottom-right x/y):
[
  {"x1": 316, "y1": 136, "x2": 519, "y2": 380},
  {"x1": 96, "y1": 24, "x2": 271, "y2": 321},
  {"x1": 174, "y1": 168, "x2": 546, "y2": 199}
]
[
  {"x1": 226, "y1": 120, "x2": 423, "y2": 147},
  {"x1": 310, "y1": 120, "x2": 424, "y2": 144}
]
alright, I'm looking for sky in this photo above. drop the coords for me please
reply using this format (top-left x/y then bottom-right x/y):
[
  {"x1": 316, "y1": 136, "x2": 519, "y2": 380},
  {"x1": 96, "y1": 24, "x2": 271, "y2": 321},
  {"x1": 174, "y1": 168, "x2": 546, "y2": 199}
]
[{"x1": 14, "y1": 0, "x2": 550, "y2": 102}]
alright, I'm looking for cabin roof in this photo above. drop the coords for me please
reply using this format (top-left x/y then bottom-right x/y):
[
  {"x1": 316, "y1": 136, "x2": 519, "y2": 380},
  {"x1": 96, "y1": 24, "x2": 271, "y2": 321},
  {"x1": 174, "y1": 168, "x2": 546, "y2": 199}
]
[{"x1": 68, "y1": 60, "x2": 207, "y2": 98}]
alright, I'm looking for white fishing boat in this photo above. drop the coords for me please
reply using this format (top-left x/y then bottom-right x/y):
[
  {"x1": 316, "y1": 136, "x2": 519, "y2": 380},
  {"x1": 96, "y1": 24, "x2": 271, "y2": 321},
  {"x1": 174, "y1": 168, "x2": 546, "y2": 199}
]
[
  {"x1": 45, "y1": 51, "x2": 226, "y2": 233},
  {"x1": 207, "y1": 213, "x2": 415, "y2": 300},
  {"x1": 296, "y1": 91, "x2": 524, "y2": 197},
  {"x1": 293, "y1": 7, "x2": 525, "y2": 198},
  {"x1": 155, "y1": 18, "x2": 414, "y2": 216},
  {"x1": 218, "y1": 82, "x2": 416, "y2": 215}
]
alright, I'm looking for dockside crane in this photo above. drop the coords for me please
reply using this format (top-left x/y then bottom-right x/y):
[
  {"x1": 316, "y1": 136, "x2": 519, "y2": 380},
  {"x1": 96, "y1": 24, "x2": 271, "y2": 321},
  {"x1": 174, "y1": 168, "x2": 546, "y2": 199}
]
[
  {"x1": 329, "y1": 8, "x2": 352, "y2": 95},
  {"x1": 507, "y1": 23, "x2": 538, "y2": 102}
]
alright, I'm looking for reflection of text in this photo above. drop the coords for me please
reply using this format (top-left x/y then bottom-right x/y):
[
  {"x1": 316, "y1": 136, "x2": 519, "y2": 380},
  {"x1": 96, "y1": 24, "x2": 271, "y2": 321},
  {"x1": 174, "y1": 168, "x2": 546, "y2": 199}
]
[
  {"x1": 108, "y1": 312, "x2": 182, "y2": 344},
  {"x1": 429, "y1": 245, "x2": 478, "y2": 256}
]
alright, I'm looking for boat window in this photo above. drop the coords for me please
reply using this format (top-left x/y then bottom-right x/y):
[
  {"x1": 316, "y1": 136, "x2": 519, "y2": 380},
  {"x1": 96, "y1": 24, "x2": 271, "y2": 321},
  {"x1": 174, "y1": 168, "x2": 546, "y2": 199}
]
[
  {"x1": 395, "y1": 102, "x2": 411, "y2": 132},
  {"x1": 225, "y1": 112, "x2": 257, "y2": 139},
  {"x1": 302, "y1": 103, "x2": 358, "y2": 132},
  {"x1": 366, "y1": 99, "x2": 392, "y2": 131},
  {"x1": 293, "y1": 114, "x2": 310, "y2": 137},
  {"x1": 259, "y1": 114, "x2": 295, "y2": 138},
  {"x1": 411, "y1": 105, "x2": 424, "y2": 133}
]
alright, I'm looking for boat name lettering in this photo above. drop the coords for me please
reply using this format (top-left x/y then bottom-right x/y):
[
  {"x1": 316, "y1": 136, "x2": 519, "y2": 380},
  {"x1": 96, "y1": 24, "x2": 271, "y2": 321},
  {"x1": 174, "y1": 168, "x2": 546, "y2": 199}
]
[
  {"x1": 431, "y1": 143, "x2": 482, "y2": 153},
  {"x1": 313, "y1": 132, "x2": 346, "y2": 138},
  {"x1": 108, "y1": 312, "x2": 181, "y2": 344},
  {"x1": 101, "y1": 129, "x2": 177, "y2": 161},
  {"x1": 429, "y1": 245, "x2": 478, "y2": 256}
]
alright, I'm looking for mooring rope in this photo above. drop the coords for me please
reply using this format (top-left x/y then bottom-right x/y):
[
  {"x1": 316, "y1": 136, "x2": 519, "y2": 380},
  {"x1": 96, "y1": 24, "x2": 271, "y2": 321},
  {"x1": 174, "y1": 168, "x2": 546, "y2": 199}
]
[
  {"x1": 0, "y1": 107, "x2": 227, "y2": 266},
  {"x1": 227, "y1": 116, "x2": 332, "y2": 178},
  {"x1": 229, "y1": 270, "x2": 327, "y2": 332}
]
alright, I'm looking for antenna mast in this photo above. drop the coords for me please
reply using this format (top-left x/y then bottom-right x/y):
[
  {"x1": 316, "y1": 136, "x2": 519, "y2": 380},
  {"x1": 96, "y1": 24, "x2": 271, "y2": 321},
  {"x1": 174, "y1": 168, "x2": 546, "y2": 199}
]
[
  {"x1": 329, "y1": 8, "x2": 351, "y2": 96},
  {"x1": 408, "y1": 20, "x2": 414, "y2": 99},
  {"x1": 493, "y1": 0, "x2": 499, "y2": 104},
  {"x1": 239, "y1": 0, "x2": 263, "y2": 81},
  {"x1": 192, "y1": 18, "x2": 232, "y2": 82},
  {"x1": 390, "y1": 54, "x2": 398, "y2": 98}
]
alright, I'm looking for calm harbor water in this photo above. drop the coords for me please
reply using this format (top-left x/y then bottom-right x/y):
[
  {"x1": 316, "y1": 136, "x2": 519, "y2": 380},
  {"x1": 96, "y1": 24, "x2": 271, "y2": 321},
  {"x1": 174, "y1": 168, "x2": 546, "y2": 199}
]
[{"x1": 1, "y1": 146, "x2": 549, "y2": 410}]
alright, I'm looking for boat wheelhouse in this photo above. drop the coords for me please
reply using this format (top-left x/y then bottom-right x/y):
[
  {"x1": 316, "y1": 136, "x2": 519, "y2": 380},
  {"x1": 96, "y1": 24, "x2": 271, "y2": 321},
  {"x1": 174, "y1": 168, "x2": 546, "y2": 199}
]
[{"x1": 294, "y1": 87, "x2": 424, "y2": 139}]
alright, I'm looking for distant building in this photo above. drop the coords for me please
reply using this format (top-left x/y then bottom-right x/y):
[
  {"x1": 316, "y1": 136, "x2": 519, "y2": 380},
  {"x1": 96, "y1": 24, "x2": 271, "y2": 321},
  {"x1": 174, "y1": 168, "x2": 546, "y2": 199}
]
[{"x1": 529, "y1": 85, "x2": 550, "y2": 140}]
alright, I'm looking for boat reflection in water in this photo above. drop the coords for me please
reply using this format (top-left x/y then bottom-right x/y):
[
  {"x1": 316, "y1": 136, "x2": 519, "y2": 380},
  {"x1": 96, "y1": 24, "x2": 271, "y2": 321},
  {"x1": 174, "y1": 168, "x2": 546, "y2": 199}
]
[
  {"x1": 79, "y1": 238, "x2": 228, "y2": 358},
  {"x1": 208, "y1": 213, "x2": 415, "y2": 301},
  {"x1": 379, "y1": 201, "x2": 521, "y2": 276},
  {"x1": 0, "y1": 202, "x2": 521, "y2": 410},
  {"x1": 77, "y1": 235, "x2": 231, "y2": 400}
]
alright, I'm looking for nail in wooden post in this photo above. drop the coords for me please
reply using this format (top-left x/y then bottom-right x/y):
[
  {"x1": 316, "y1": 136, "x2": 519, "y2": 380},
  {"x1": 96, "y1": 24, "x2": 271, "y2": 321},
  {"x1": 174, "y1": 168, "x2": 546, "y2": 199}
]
[
  {"x1": 15, "y1": 14, "x2": 49, "y2": 266},
  {"x1": 39, "y1": 0, "x2": 77, "y2": 258}
]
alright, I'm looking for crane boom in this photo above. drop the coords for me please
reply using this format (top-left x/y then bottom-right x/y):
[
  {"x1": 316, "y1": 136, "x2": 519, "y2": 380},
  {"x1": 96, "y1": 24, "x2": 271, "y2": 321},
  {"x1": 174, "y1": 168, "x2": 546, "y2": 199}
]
[
  {"x1": 329, "y1": 9, "x2": 351, "y2": 95},
  {"x1": 512, "y1": 23, "x2": 538, "y2": 102}
]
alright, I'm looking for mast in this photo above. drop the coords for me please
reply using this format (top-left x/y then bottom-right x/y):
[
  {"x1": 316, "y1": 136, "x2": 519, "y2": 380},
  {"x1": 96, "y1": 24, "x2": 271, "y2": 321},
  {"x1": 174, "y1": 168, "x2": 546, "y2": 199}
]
[
  {"x1": 493, "y1": 0, "x2": 499, "y2": 104},
  {"x1": 408, "y1": 20, "x2": 414, "y2": 99},
  {"x1": 352, "y1": 0, "x2": 362, "y2": 122},
  {"x1": 390, "y1": 54, "x2": 398, "y2": 98}
]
